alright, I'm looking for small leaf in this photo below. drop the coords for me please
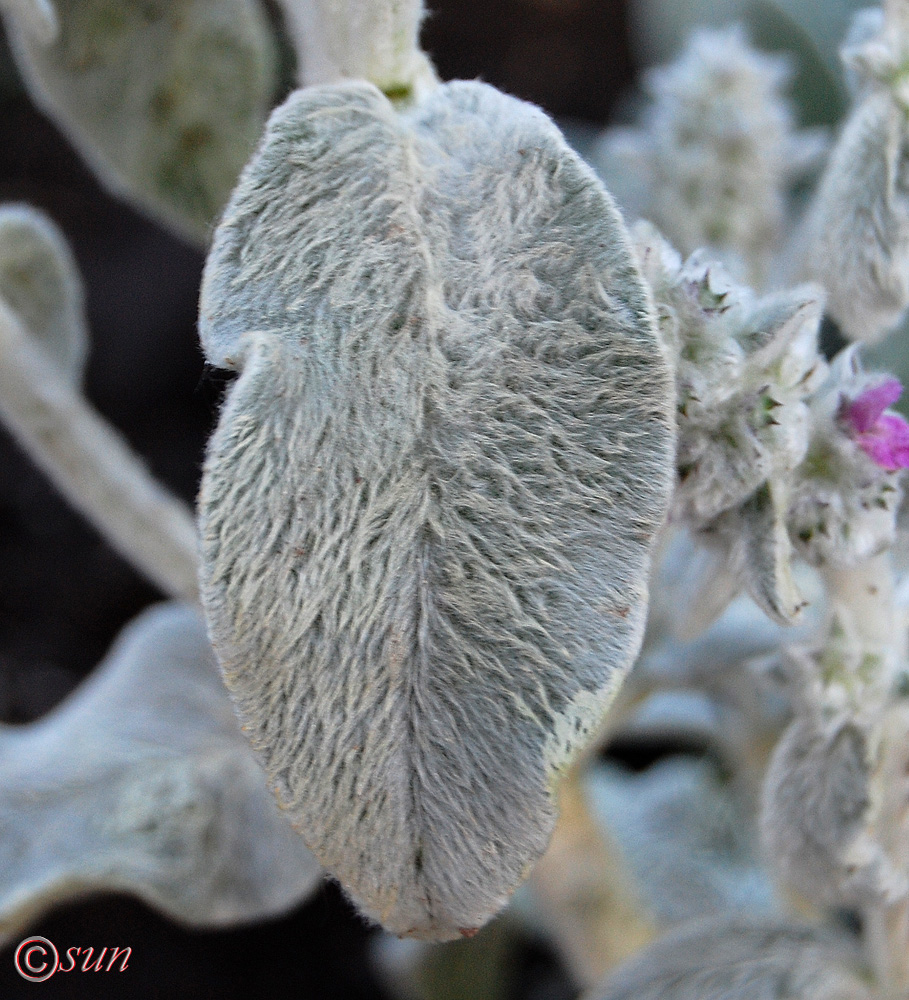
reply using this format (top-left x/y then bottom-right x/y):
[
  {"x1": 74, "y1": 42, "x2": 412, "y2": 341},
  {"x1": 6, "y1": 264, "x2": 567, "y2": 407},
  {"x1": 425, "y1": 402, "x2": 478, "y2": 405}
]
[
  {"x1": 3, "y1": 0, "x2": 278, "y2": 245},
  {"x1": 0, "y1": 203, "x2": 87, "y2": 383},
  {"x1": 583, "y1": 916, "x2": 873, "y2": 1000},
  {"x1": 735, "y1": 481, "x2": 805, "y2": 625},
  {"x1": 799, "y1": 89, "x2": 909, "y2": 342},
  {"x1": 198, "y1": 80, "x2": 675, "y2": 939},
  {"x1": 761, "y1": 715, "x2": 875, "y2": 907},
  {"x1": 0, "y1": 603, "x2": 322, "y2": 944}
]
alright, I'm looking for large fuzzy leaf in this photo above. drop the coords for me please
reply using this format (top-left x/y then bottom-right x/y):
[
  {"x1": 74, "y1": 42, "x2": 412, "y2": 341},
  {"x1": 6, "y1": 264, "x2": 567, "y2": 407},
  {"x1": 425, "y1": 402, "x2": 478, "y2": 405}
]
[
  {"x1": 3, "y1": 0, "x2": 277, "y2": 245},
  {"x1": 0, "y1": 603, "x2": 322, "y2": 943},
  {"x1": 198, "y1": 79, "x2": 675, "y2": 940}
]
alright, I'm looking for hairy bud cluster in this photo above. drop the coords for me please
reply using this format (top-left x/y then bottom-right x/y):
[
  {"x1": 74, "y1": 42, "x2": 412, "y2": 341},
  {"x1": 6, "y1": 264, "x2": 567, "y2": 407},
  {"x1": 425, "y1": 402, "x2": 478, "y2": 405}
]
[
  {"x1": 634, "y1": 222, "x2": 823, "y2": 621},
  {"x1": 637, "y1": 221, "x2": 909, "y2": 624}
]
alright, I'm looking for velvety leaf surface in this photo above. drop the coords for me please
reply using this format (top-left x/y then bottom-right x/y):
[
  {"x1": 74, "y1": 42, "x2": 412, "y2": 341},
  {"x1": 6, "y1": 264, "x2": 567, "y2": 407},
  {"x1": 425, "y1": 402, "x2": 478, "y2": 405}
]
[
  {"x1": 199, "y1": 79, "x2": 675, "y2": 940},
  {"x1": 3, "y1": 0, "x2": 277, "y2": 245}
]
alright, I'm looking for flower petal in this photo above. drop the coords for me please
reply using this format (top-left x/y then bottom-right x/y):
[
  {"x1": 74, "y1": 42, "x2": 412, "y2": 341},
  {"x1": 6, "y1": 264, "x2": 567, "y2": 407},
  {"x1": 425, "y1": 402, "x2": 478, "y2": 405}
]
[
  {"x1": 858, "y1": 412, "x2": 909, "y2": 470},
  {"x1": 844, "y1": 377, "x2": 902, "y2": 433}
]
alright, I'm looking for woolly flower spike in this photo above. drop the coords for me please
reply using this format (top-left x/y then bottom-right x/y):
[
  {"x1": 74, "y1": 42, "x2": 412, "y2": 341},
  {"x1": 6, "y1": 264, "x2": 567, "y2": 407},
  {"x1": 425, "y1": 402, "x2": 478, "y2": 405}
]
[
  {"x1": 199, "y1": 81, "x2": 675, "y2": 940},
  {"x1": 0, "y1": 603, "x2": 322, "y2": 945},
  {"x1": 1, "y1": 0, "x2": 278, "y2": 247},
  {"x1": 595, "y1": 26, "x2": 825, "y2": 286},
  {"x1": 789, "y1": 350, "x2": 906, "y2": 567},
  {"x1": 583, "y1": 916, "x2": 873, "y2": 1000},
  {"x1": 633, "y1": 222, "x2": 824, "y2": 623},
  {"x1": 797, "y1": 8, "x2": 909, "y2": 341},
  {"x1": 277, "y1": 0, "x2": 436, "y2": 99}
]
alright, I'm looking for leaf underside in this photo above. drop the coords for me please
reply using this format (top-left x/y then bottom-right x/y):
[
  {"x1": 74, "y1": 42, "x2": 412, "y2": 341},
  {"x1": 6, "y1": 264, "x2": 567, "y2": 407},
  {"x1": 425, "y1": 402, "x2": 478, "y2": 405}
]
[{"x1": 199, "y1": 80, "x2": 675, "y2": 939}]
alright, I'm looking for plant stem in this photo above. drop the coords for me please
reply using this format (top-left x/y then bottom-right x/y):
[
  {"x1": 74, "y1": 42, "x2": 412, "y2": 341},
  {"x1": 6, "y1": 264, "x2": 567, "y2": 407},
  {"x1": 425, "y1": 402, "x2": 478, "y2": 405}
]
[
  {"x1": 0, "y1": 300, "x2": 199, "y2": 603},
  {"x1": 822, "y1": 553, "x2": 900, "y2": 655},
  {"x1": 277, "y1": 0, "x2": 436, "y2": 99},
  {"x1": 822, "y1": 553, "x2": 909, "y2": 998}
]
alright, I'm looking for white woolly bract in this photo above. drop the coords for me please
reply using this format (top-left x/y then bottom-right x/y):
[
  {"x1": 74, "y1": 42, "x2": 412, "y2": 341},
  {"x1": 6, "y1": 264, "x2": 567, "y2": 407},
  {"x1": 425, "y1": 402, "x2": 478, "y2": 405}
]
[
  {"x1": 0, "y1": 603, "x2": 321, "y2": 945},
  {"x1": 198, "y1": 80, "x2": 675, "y2": 940},
  {"x1": 632, "y1": 223, "x2": 825, "y2": 622},
  {"x1": 761, "y1": 714, "x2": 879, "y2": 907},
  {"x1": 582, "y1": 916, "x2": 872, "y2": 1000},
  {"x1": 3, "y1": 0, "x2": 277, "y2": 246},
  {"x1": 277, "y1": 0, "x2": 436, "y2": 98},
  {"x1": 0, "y1": 203, "x2": 87, "y2": 383},
  {"x1": 799, "y1": 88, "x2": 909, "y2": 342},
  {"x1": 632, "y1": 224, "x2": 825, "y2": 531}
]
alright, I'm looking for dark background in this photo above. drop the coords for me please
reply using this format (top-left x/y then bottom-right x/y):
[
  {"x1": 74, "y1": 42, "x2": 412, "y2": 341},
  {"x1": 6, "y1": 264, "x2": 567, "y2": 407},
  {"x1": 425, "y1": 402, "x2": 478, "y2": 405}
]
[{"x1": 0, "y1": 1, "x2": 633, "y2": 996}]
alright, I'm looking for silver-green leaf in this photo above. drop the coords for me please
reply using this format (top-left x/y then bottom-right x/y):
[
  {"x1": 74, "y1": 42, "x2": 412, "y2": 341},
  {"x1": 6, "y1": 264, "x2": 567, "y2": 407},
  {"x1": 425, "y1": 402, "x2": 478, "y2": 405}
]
[
  {"x1": 198, "y1": 80, "x2": 675, "y2": 940},
  {"x1": 3, "y1": 0, "x2": 277, "y2": 246},
  {"x1": 0, "y1": 603, "x2": 322, "y2": 944}
]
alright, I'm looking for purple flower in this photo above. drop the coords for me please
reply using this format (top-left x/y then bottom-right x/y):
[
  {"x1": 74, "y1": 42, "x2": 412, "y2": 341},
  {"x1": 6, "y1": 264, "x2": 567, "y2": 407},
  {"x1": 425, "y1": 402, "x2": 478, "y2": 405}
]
[{"x1": 841, "y1": 378, "x2": 909, "y2": 471}]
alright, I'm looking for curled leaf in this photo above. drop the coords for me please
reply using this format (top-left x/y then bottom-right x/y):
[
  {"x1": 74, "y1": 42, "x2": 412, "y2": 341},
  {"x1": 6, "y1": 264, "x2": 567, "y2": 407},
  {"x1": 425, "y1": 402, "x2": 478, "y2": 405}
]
[
  {"x1": 0, "y1": 603, "x2": 322, "y2": 943},
  {"x1": 732, "y1": 481, "x2": 805, "y2": 625},
  {"x1": 582, "y1": 916, "x2": 873, "y2": 1000},
  {"x1": 3, "y1": 0, "x2": 278, "y2": 245},
  {"x1": 0, "y1": 203, "x2": 87, "y2": 383},
  {"x1": 199, "y1": 80, "x2": 675, "y2": 939}
]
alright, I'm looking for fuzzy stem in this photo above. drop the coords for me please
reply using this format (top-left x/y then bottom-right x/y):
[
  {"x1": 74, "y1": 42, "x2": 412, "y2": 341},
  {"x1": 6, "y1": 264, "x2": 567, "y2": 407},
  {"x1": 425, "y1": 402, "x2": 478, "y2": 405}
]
[
  {"x1": 0, "y1": 300, "x2": 199, "y2": 602},
  {"x1": 822, "y1": 553, "x2": 900, "y2": 654},
  {"x1": 527, "y1": 763, "x2": 656, "y2": 988},
  {"x1": 822, "y1": 553, "x2": 909, "y2": 997}
]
